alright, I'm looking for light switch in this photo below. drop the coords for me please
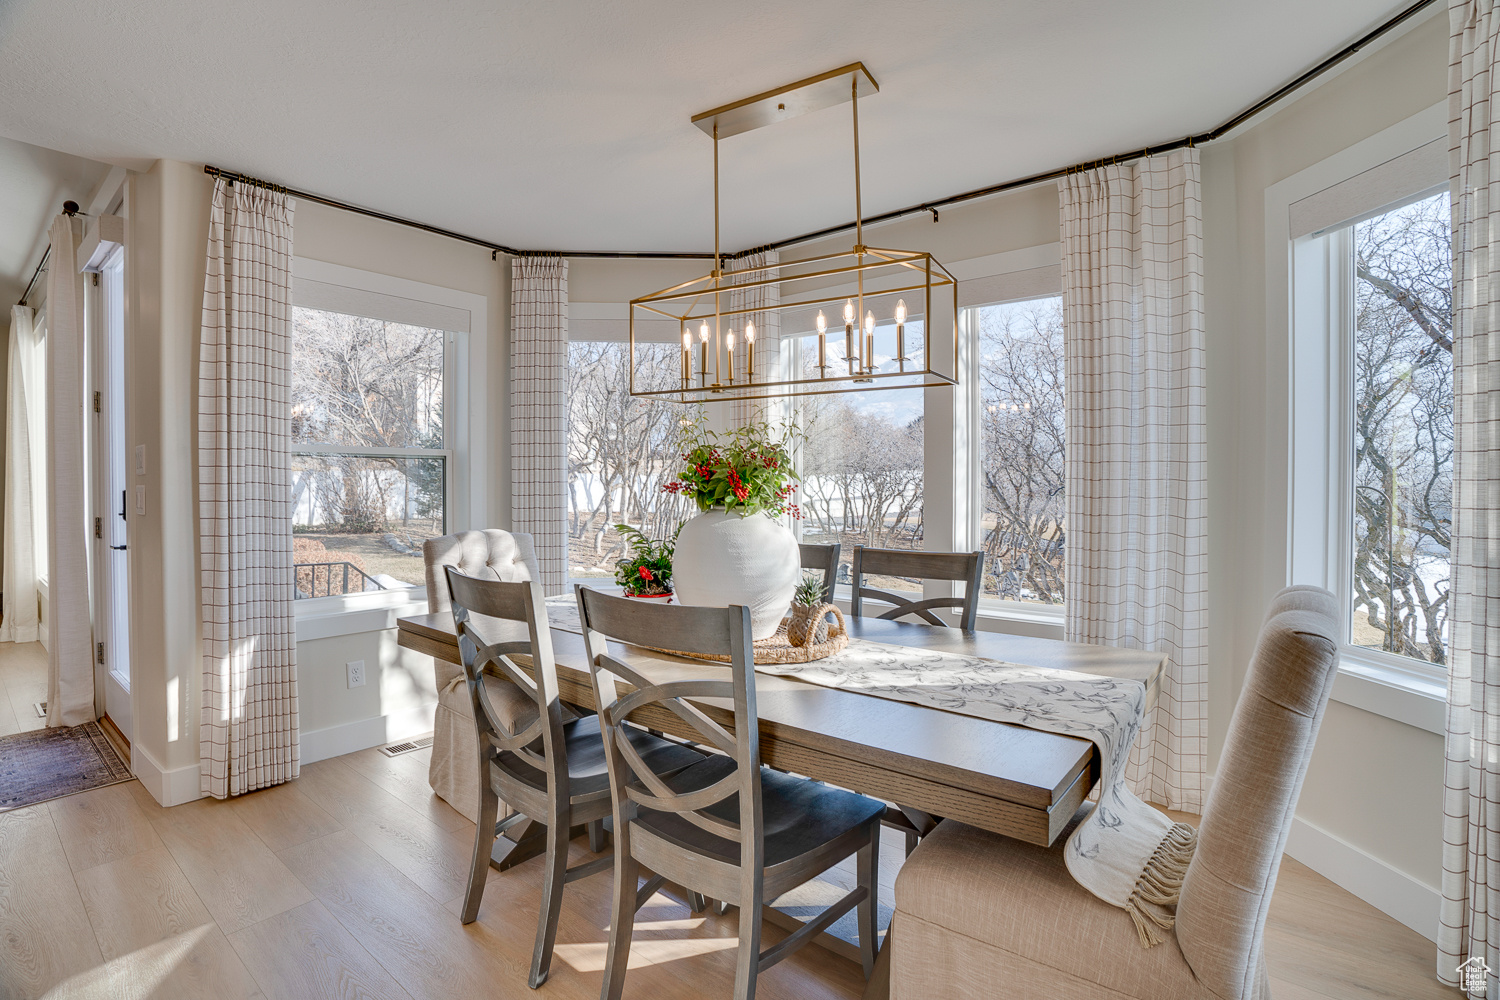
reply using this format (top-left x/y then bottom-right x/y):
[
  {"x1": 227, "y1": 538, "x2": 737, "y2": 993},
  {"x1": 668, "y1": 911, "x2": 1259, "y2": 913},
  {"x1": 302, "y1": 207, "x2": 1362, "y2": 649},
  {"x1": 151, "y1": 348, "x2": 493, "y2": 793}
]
[
  {"x1": 134, "y1": 486, "x2": 145, "y2": 515},
  {"x1": 135, "y1": 445, "x2": 145, "y2": 475}
]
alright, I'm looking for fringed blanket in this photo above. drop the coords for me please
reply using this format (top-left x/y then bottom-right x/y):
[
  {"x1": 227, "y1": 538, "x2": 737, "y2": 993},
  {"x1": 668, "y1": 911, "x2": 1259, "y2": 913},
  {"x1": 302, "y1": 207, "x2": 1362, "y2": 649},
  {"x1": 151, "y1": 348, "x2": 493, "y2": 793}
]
[{"x1": 545, "y1": 596, "x2": 1194, "y2": 945}]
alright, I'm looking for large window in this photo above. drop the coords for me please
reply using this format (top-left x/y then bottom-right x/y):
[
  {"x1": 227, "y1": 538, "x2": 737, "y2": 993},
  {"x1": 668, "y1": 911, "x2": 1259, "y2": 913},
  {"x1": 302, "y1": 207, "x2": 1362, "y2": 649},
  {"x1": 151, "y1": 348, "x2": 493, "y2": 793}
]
[
  {"x1": 289, "y1": 307, "x2": 450, "y2": 598},
  {"x1": 1348, "y1": 192, "x2": 1452, "y2": 666},
  {"x1": 973, "y1": 296, "x2": 1066, "y2": 606}
]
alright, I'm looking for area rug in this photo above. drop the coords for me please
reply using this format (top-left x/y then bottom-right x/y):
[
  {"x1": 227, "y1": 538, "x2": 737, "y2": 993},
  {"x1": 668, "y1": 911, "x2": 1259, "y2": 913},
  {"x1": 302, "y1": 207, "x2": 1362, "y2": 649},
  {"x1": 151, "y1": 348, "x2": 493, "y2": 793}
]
[{"x1": 0, "y1": 721, "x2": 133, "y2": 811}]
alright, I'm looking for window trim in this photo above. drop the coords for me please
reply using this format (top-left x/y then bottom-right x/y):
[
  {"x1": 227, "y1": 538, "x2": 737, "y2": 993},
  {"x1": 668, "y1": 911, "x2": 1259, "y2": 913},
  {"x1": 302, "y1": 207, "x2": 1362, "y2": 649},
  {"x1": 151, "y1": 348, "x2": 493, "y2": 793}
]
[
  {"x1": 1272, "y1": 100, "x2": 1449, "y2": 731},
  {"x1": 288, "y1": 258, "x2": 488, "y2": 622}
]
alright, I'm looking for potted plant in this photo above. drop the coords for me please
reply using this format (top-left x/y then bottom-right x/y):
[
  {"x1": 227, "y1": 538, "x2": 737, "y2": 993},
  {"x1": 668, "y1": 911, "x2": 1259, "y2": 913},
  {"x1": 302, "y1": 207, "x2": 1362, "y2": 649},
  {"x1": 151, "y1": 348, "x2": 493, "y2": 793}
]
[
  {"x1": 613, "y1": 524, "x2": 677, "y2": 602},
  {"x1": 786, "y1": 572, "x2": 839, "y2": 647},
  {"x1": 661, "y1": 420, "x2": 803, "y2": 639}
]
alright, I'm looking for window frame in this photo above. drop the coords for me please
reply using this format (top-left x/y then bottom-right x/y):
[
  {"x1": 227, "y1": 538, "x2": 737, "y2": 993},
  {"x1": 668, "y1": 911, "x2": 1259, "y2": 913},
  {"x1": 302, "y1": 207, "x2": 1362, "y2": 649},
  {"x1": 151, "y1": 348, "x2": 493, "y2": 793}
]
[
  {"x1": 288, "y1": 258, "x2": 488, "y2": 625},
  {"x1": 1275, "y1": 101, "x2": 1449, "y2": 734}
]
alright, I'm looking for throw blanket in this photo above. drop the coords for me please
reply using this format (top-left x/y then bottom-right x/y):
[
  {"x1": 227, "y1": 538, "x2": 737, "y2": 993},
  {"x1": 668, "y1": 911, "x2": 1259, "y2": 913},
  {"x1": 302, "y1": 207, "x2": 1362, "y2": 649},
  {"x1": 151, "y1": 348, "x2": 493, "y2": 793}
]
[{"x1": 544, "y1": 596, "x2": 1195, "y2": 945}]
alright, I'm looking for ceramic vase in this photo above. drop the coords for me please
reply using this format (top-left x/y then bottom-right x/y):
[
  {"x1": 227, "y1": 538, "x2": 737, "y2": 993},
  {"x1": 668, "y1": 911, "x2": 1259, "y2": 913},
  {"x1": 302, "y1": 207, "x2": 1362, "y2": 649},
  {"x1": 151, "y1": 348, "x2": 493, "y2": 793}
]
[{"x1": 671, "y1": 507, "x2": 799, "y2": 640}]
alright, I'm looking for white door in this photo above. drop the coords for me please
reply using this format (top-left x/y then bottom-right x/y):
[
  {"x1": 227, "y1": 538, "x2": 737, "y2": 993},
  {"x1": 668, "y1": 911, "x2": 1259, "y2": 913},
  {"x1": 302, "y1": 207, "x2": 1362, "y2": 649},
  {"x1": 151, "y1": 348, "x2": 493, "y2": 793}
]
[{"x1": 92, "y1": 247, "x2": 131, "y2": 737}]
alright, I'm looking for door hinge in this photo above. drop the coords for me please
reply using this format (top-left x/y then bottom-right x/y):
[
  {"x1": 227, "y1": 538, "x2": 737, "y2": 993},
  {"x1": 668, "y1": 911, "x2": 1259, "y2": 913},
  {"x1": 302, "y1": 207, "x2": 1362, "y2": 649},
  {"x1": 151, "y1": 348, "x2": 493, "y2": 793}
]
[
  {"x1": 96, "y1": 642, "x2": 105, "y2": 665},
  {"x1": 94, "y1": 391, "x2": 100, "y2": 413},
  {"x1": 94, "y1": 516, "x2": 101, "y2": 538},
  {"x1": 91, "y1": 272, "x2": 99, "y2": 287}
]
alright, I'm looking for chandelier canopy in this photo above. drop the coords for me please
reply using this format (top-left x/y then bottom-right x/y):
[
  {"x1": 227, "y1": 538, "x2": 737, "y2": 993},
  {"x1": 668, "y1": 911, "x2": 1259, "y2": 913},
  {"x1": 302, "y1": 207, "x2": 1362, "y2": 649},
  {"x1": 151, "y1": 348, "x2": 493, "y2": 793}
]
[{"x1": 629, "y1": 63, "x2": 958, "y2": 403}]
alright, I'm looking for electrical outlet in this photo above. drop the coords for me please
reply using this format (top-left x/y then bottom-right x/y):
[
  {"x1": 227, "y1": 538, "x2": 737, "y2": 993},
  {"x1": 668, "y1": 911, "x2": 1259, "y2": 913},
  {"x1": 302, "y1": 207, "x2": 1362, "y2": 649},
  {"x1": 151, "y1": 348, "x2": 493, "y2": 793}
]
[{"x1": 346, "y1": 660, "x2": 366, "y2": 689}]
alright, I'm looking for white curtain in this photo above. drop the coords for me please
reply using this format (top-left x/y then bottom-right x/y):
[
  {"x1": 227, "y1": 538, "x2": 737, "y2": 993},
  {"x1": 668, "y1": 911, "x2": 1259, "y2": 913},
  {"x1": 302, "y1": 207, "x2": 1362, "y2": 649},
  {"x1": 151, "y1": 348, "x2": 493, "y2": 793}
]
[
  {"x1": 45, "y1": 214, "x2": 94, "y2": 727},
  {"x1": 1059, "y1": 148, "x2": 1208, "y2": 813},
  {"x1": 198, "y1": 178, "x2": 300, "y2": 799},
  {"x1": 1, "y1": 305, "x2": 45, "y2": 644},
  {"x1": 1441, "y1": 2, "x2": 1500, "y2": 991},
  {"x1": 510, "y1": 256, "x2": 569, "y2": 595},
  {"x1": 728, "y1": 250, "x2": 781, "y2": 428}
]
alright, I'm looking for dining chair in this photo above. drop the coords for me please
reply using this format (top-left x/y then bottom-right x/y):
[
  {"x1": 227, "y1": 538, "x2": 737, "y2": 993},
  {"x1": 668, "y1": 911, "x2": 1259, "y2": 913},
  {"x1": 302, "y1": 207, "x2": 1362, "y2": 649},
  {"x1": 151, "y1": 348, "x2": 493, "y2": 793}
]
[
  {"x1": 797, "y1": 541, "x2": 841, "y2": 604},
  {"x1": 849, "y1": 546, "x2": 984, "y2": 629},
  {"x1": 887, "y1": 585, "x2": 1342, "y2": 999},
  {"x1": 576, "y1": 585, "x2": 887, "y2": 1000},
  {"x1": 445, "y1": 567, "x2": 703, "y2": 989}
]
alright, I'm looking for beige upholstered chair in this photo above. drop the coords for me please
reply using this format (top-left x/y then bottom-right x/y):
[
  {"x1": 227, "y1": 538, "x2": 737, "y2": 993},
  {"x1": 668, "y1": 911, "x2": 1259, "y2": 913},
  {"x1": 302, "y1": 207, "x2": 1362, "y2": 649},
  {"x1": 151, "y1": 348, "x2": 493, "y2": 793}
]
[
  {"x1": 425, "y1": 529, "x2": 556, "y2": 822},
  {"x1": 889, "y1": 585, "x2": 1340, "y2": 999}
]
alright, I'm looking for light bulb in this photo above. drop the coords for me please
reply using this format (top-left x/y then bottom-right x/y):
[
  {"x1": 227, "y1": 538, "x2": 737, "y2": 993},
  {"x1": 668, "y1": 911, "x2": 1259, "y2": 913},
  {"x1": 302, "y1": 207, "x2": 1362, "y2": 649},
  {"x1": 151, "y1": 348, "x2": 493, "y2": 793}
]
[
  {"x1": 745, "y1": 320, "x2": 755, "y2": 344},
  {"x1": 682, "y1": 329, "x2": 692, "y2": 349},
  {"x1": 816, "y1": 311, "x2": 827, "y2": 334},
  {"x1": 864, "y1": 311, "x2": 875, "y2": 334},
  {"x1": 843, "y1": 299, "x2": 855, "y2": 324},
  {"x1": 895, "y1": 299, "x2": 907, "y2": 325},
  {"x1": 699, "y1": 321, "x2": 710, "y2": 343},
  {"x1": 727, "y1": 331, "x2": 735, "y2": 349}
]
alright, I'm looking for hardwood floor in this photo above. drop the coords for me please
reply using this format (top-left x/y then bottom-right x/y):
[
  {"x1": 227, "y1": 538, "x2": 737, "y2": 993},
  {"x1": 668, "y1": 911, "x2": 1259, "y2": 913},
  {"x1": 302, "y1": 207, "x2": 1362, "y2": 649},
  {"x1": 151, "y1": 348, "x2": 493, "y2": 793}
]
[{"x1": 0, "y1": 644, "x2": 1454, "y2": 999}]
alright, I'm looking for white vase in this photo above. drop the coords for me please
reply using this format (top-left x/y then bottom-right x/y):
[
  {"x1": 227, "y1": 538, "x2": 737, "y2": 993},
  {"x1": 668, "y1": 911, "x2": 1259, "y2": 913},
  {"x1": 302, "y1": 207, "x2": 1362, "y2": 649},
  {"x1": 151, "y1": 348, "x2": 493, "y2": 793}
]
[{"x1": 672, "y1": 508, "x2": 800, "y2": 640}]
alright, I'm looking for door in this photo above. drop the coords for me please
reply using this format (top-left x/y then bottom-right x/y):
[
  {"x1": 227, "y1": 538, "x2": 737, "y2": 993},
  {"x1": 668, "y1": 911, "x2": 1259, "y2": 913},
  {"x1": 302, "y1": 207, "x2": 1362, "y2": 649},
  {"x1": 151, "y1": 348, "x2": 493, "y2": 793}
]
[{"x1": 92, "y1": 246, "x2": 131, "y2": 738}]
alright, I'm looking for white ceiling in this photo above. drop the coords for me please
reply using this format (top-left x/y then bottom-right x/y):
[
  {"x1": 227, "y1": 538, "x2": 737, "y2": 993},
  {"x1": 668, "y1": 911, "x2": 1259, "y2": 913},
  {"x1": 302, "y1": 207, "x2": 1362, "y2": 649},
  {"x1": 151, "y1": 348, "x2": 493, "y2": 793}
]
[
  {"x1": 0, "y1": 0, "x2": 1418, "y2": 254},
  {"x1": 0, "y1": 135, "x2": 110, "y2": 305}
]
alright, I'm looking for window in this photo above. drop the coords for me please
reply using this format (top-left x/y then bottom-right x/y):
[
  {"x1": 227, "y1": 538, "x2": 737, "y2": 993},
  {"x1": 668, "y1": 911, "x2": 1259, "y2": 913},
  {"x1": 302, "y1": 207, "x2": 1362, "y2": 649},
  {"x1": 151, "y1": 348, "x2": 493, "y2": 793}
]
[
  {"x1": 1348, "y1": 192, "x2": 1452, "y2": 666},
  {"x1": 289, "y1": 306, "x2": 450, "y2": 598},
  {"x1": 972, "y1": 296, "x2": 1065, "y2": 606}
]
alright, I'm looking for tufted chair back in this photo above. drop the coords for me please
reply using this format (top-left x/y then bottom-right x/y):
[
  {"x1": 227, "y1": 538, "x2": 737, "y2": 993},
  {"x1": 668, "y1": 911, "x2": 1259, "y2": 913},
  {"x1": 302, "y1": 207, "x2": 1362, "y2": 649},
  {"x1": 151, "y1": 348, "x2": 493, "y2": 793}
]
[{"x1": 424, "y1": 530, "x2": 540, "y2": 615}]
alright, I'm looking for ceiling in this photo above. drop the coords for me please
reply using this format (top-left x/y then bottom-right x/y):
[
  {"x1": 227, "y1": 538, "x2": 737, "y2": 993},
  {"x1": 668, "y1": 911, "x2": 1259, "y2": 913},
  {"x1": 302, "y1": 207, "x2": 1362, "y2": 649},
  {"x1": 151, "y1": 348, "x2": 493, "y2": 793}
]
[
  {"x1": 0, "y1": 135, "x2": 111, "y2": 306},
  {"x1": 0, "y1": 0, "x2": 1420, "y2": 254}
]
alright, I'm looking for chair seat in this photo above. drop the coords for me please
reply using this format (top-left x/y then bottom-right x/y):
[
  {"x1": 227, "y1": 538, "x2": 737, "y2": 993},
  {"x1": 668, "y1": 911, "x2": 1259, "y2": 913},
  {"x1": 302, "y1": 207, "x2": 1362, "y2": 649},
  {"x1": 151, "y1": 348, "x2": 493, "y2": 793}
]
[
  {"x1": 494, "y1": 715, "x2": 702, "y2": 801},
  {"x1": 634, "y1": 755, "x2": 885, "y2": 868},
  {"x1": 893, "y1": 819, "x2": 1235, "y2": 1000}
]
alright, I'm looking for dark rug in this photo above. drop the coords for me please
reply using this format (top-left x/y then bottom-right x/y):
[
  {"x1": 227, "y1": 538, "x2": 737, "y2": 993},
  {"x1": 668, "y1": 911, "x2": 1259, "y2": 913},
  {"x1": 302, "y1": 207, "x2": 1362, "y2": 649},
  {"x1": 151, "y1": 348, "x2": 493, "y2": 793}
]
[{"x1": 0, "y1": 721, "x2": 133, "y2": 811}]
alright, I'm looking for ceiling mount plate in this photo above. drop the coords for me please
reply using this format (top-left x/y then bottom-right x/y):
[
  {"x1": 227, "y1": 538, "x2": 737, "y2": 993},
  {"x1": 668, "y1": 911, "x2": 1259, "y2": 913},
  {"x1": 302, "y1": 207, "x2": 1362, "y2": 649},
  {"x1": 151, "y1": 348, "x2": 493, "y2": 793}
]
[{"x1": 691, "y1": 62, "x2": 879, "y2": 139}]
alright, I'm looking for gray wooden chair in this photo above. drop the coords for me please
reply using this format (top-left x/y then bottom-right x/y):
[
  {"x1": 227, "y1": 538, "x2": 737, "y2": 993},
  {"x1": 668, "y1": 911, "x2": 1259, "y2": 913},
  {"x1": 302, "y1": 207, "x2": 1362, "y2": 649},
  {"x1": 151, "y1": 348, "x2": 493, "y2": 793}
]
[
  {"x1": 797, "y1": 541, "x2": 841, "y2": 605},
  {"x1": 849, "y1": 547, "x2": 985, "y2": 630},
  {"x1": 576, "y1": 586, "x2": 886, "y2": 1000},
  {"x1": 445, "y1": 567, "x2": 702, "y2": 989}
]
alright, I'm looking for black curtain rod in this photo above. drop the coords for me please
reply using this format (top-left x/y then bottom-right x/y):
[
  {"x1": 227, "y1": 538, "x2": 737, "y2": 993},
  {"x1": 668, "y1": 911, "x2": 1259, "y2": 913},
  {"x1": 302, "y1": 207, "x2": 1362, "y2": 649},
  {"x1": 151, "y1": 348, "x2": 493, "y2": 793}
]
[{"x1": 204, "y1": 0, "x2": 1436, "y2": 263}]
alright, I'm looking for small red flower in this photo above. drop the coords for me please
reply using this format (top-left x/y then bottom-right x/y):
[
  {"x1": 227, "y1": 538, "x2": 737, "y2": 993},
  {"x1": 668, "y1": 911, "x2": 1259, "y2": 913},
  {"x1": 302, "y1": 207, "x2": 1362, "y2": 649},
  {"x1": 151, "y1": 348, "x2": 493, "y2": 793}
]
[{"x1": 638, "y1": 566, "x2": 654, "y2": 582}]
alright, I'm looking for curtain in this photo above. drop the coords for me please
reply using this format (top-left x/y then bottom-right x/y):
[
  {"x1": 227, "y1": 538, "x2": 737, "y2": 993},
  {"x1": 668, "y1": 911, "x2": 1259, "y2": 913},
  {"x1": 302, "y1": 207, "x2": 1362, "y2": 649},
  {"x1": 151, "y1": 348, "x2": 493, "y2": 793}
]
[
  {"x1": 198, "y1": 178, "x2": 300, "y2": 799},
  {"x1": 510, "y1": 256, "x2": 569, "y2": 595},
  {"x1": 1059, "y1": 148, "x2": 1208, "y2": 814},
  {"x1": 1441, "y1": 2, "x2": 1500, "y2": 991},
  {"x1": 45, "y1": 214, "x2": 94, "y2": 727},
  {"x1": 1, "y1": 305, "x2": 45, "y2": 644},
  {"x1": 728, "y1": 250, "x2": 781, "y2": 428}
]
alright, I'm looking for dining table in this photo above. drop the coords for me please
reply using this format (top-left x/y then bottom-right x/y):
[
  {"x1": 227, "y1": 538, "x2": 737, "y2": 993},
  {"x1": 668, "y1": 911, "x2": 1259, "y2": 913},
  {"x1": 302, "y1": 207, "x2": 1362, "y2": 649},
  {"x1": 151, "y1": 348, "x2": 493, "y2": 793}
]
[{"x1": 396, "y1": 601, "x2": 1165, "y2": 997}]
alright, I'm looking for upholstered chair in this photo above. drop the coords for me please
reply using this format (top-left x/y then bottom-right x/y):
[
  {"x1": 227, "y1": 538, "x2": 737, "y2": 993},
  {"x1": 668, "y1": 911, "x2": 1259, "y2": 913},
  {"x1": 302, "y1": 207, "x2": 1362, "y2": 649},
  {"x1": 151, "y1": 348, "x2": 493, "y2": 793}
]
[
  {"x1": 889, "y1": 585, "x2": 1340, "y2": 999},
  {"x1": 424, "y1": 529, "x2": 557, "y2": 822}
]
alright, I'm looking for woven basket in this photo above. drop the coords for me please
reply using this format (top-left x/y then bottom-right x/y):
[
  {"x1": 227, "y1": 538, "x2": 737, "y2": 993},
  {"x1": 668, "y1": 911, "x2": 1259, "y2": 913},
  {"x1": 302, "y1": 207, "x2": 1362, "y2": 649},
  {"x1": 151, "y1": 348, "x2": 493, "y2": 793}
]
[{"x1": 649, "y1": 606, "x2": 848, "y2": 665}]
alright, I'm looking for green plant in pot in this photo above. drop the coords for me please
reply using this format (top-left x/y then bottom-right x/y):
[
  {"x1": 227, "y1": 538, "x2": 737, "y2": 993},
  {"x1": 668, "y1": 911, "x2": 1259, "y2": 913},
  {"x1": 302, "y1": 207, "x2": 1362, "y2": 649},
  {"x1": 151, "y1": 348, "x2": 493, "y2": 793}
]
[
  {"x1": 786, "y1": 572, "x2": 838, "y2": 647},
  {"x1": 613, "y1": 524, "x2": 678, "y2": 600}
]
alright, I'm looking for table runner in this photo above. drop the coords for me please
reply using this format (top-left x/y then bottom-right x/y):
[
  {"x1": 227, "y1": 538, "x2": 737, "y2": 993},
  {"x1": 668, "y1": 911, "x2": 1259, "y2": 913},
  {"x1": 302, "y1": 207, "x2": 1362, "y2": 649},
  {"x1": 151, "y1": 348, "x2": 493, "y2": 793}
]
[{"x1": 545, "y1": 595, "x2": 1194, "y2": 946}]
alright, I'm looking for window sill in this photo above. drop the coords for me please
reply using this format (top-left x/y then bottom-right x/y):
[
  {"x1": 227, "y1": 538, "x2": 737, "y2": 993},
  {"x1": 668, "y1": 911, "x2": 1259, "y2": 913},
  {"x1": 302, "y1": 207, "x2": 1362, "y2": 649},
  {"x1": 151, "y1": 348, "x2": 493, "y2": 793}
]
[
  {"x1": 295, "y1": 586, "x2": 430, "y2": 642},
  {"x1": 1332, "y1": 651, "x2": 1445, "y2": 735}
]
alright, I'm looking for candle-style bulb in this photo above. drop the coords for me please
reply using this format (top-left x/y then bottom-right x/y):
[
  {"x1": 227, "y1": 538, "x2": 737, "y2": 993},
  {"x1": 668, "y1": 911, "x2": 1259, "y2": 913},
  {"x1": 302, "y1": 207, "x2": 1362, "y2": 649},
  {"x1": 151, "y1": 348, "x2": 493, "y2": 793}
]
[
  {"x1": 864, "y1": 311, "x2": 875, "y2": 334},
  {"x1": 816, "y1": 311, "x2": 827, "y2": 334},
  {"x1": 699, "y1": 321, "x2": 710, "y2": 343},
  {"x1": 843, "y1": 299, "x2": 855, "y2": 325},
  {"x1": 895, "y1": 299, "x2": 907, "y2": 325},
  {"x1": 745, "y1": 320, "x2": 755, "y2": 344},
  {"x1": 727, "y1": 331, "x2": 735, "y2": 350},
  {"x1": 682, "y1": 329, "x2": 692, "y2": 350}
]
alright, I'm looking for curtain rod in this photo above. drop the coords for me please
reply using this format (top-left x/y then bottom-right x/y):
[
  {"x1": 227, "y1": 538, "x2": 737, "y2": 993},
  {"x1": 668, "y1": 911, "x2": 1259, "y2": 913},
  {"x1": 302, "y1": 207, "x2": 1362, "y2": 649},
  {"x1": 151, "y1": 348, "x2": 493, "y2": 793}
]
[
  {"x1": 16, "y1": 201, "x2": 81, "y2": 306},
  {"x1": 203, "y1": 0, "x2": 1436, "y2": 263},
  {"x1": 757, "y1": 0, "x2": 1441, "y2": 252}
]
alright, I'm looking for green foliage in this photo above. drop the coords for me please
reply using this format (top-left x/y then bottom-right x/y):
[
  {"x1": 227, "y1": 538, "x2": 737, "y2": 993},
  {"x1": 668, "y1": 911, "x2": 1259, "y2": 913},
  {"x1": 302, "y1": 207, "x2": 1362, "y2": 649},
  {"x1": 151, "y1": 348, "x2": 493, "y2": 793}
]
[
  {"x1": 612, "y1": 523, "x2": 678, "y2": 596},
  {"x1": 792, "y1": 572, "x2": 825, "y2": 607},
  {"x1": 661, "y1": 419, "x2": 803, "y2": 518}
]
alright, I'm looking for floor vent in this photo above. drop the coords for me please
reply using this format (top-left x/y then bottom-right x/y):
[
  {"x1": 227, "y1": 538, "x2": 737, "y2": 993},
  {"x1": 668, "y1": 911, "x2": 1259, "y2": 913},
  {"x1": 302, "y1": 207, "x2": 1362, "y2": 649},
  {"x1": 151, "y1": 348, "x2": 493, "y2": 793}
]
[
  {"x1": 33, "y1": 701, "x2": 46, "y2": 719},
  {"x1": 379, "y1": 735, "x2": 435, "y2": 757}
]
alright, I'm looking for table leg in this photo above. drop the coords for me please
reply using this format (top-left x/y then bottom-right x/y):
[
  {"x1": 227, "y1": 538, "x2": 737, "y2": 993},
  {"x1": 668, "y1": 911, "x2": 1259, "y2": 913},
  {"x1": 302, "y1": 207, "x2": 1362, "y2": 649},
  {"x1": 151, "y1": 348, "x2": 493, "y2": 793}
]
[
  {"x1": 862, "y1": 918, "x2": 893, "y2": 1000},
  {"x1": 490, "y1": 817, "x2": 547, "y2": 871}
]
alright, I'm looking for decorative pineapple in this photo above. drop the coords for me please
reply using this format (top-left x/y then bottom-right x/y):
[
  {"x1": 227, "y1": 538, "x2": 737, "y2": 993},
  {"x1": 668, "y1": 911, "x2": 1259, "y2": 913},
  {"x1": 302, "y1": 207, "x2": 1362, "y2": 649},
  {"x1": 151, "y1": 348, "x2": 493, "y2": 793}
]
[{"x1": 786, "y1": 573, "x2": 835, "y2": 647}]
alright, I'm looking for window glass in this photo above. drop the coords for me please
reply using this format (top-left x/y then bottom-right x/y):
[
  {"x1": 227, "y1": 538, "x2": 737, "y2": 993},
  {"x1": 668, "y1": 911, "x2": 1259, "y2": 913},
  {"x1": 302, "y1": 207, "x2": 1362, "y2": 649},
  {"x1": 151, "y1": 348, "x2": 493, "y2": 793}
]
[
  {"x1": 1349, "y1": 192, "x2": 1452, "y2": 665},
  {"x1": 289, "y1": 307, "x2": 449, "y2": 595},
  {"x1": 973, "y1": 297, "x2": 1066, "y2": 605}
]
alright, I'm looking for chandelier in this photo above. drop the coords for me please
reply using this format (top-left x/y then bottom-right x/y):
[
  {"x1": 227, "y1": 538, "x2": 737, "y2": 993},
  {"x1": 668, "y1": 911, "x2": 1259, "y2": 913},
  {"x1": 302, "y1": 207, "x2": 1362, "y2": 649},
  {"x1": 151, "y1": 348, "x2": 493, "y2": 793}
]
[{"x1": 629, "y1": 63, "x2": 958, "y2": 403}]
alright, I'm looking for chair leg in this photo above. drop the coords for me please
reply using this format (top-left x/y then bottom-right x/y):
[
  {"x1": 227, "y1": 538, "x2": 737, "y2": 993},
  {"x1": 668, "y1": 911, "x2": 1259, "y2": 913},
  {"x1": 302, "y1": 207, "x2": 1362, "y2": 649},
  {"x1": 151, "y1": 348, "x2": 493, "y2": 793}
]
[
  {"x1": 688, "y1": 890, "x2": 708, "y2": 914},
  {"x1": 904, "y1": 829, "x2": 918, "y2": 857},
  {"x1": 601, "y1": 848, "x2": 639, "y2": 1000},
  {"x1": 857, "y1": 822, "x2": 881, "y2": 980},
  {"x1": 529, "y1": 816, "x2": 570, "y2": 989},
  {"x1": 461, "y1": 783, "x2": 499, "y2": 924},
  {"x1": 588, "y1": 817, "x2": 608, "y2": 854},
  {"x1": 733, "y1": 897, "x2": 762, "y2": 1000}
]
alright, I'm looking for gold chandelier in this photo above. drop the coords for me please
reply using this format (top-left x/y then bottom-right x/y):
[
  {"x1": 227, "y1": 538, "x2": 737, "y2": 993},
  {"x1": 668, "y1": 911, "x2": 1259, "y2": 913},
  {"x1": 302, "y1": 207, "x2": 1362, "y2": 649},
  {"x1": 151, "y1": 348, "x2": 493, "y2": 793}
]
[{"x1": 629, "y1": 63, "x2": 958, "y2": 403}]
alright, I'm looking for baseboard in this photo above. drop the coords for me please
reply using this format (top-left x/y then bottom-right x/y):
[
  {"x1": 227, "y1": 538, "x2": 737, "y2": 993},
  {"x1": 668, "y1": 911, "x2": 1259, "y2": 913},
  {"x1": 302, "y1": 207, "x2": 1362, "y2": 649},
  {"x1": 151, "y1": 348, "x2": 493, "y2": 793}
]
[
  {"x1": 131, "y1": 742, "x2": 203, "y2": 807},
  {"x1": 300, "y1": 708, "x2": 435, "y2": 764},
  {"x1": 1285, "y1": 815, "x2": 1439, "y2": 942}
]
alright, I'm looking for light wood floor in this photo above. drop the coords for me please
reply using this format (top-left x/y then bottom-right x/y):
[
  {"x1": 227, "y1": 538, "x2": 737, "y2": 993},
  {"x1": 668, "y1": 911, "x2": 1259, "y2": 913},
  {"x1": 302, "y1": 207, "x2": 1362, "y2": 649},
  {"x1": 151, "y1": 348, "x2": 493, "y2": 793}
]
[{"x1": 0, "y1": 642, "x2": 1452, "y2": 999}]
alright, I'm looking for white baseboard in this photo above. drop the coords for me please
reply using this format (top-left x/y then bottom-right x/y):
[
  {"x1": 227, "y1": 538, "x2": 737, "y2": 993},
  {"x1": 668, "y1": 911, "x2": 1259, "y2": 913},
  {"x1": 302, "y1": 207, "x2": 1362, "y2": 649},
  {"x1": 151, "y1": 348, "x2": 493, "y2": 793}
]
[
  {"x1": 300, "y1": 707, "x2": 435, "y2": 765},
  {"x1": 1285, "y1": 815, "x2": 1439, "y2": 942},
  {"x1": 131, "y1": 742, "x2": 203, "y2": 807}
]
